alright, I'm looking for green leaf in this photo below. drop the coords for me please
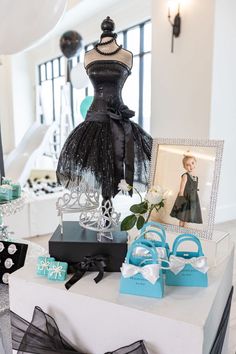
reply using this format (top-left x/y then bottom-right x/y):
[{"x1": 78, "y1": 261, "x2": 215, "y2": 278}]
[
  {"x1": 130, "y1": 202, "x2": 148, "y2": 214},
  {"x1": 121, "y1": 214, "x2": 137, "y2": 231},
  {"x1": 137, "y1": 215, "x2": 145, "y2": 230}
]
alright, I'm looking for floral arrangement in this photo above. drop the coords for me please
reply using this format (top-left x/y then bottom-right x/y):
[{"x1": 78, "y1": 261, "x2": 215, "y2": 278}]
[{"x1": 118, "y1": 180, "x2": 167, "y2": 231}]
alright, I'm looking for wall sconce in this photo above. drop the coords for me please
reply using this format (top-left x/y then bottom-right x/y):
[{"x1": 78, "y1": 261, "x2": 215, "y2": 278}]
[{"x1": 167, "y1": 1, "x2": 181, "y2": 53}]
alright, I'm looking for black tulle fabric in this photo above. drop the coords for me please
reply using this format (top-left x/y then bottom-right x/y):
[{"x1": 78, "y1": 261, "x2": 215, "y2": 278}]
[
  {"x1": 11, "y1": 306, "x2": 149, "y2": 354},
  {"x1": 104, "y1": 341, "x2": 148, "y2": 354},
  {"x1": 56, "y1": 60, "x2": 152, "y2": 198},
  {"x1": 11, "y1": 306, "x2": 82, "y2": 354}
]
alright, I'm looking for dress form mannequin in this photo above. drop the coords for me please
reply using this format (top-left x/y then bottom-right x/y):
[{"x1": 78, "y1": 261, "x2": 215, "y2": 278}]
[
  {"x1": 84, "y1": 16, "x2": 133, "y2": 69},
  {"x1": 57, "y1": 16, "x2": 152, "y2": 216}
]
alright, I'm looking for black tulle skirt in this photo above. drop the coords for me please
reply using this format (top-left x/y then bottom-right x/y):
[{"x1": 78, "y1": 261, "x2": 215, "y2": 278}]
[{"x1": 56, "y1": 117, "x2": 152, "y2": 198}]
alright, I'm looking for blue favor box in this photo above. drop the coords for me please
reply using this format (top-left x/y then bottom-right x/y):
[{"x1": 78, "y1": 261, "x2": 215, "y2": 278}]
[
  {"x1": 37, "y1": 256, "x2": 55, "y2": 276},
  {"x1": 12, "y1": 183, "x2": 21, "y2": 198},
  {"x1": 48, "y1": 261, "x2": 68, "y2": 281},
  {"x1": 0, "y1": 185, "x2": 13, "y2": 201}
]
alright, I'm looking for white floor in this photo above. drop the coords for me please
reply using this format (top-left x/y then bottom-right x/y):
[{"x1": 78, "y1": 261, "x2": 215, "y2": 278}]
[{"x1": 28, "y1": 220, "x2": 236, "y2": 354}]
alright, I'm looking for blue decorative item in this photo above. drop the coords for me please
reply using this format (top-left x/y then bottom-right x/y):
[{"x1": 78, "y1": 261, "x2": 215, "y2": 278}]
[
  {"x1": 2, "y1": 178, "x2": 11, "y2": 185},
  {"x1": 80, "y1": 96, "x2": 93, "y2": 119},
  {"x1": 166, "y1": 233, "x2": 208, "y2": 287},
  {"x1": 120, "y1": 239, "x2": 164, "y2": 298},
  {"x1": 36, "y1": 256, "x2": 55, "y2": 276},
  {"x1": 12, "y1": 183, "x2": 21, "y2": 198},
  {"x1": 0, "y1": 185, "x2": 13, "y2": 201},
  {"x1": 47, "y1": 261, "x2": 68, "y2": 281},
  {"x1": 139, "y1": 221, "x2": 170, "y2": 263}
]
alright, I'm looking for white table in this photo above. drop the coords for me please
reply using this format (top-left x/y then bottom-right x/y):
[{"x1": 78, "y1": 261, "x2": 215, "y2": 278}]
[{"x1": 9, "y1": 242, "x2": 234, "y2": 354}]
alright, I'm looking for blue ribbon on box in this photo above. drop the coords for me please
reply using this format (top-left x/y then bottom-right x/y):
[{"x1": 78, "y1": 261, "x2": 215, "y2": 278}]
[
  {"x1": 166, "y1": 233, "x2": 208, "y2": 287},
  {"x1": 120, "y1": 239, "x2": 165, "y2": 298}
]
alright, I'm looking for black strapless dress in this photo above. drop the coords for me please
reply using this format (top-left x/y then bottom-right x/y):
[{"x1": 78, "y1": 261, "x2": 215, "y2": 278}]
[
  {"x1": 170, "y1": 173, "x2": 203, "y2": 224},
  {"x1": 56, "y1": 60, "x2": 152, "y2": 198}
]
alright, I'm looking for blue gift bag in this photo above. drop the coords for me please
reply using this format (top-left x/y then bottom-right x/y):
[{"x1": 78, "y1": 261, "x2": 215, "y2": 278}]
[
  {"x1": 120, "y1": 239, "x2": 164, "y2": 298},
  {"x1": 137, "y1": 221, "x2": 170, "y2": 270},
  {"x1": 166, "y1": 233, "x2": 208, "y2": 287}
]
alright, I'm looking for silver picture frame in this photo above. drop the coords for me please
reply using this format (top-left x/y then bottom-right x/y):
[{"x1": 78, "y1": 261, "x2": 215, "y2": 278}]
[{"x1": 149, "y1": 138, "x2": 224, "y2": 239}]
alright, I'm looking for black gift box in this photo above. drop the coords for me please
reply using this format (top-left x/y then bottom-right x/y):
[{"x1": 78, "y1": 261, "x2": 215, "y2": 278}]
[
  {"x1": 0, "y1": 240, "x2": 28, "y2": 284},
  {"x1": 49, "y1": 221, "x2": 128, "y2": 272}
]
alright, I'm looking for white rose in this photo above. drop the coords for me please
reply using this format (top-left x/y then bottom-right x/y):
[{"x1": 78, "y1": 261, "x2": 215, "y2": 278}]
[
  {"x1": 145, "y1": 186, "x2": 164, "y2": 205},
  {"x1": 118, "y1": 179, "x2": 132, "y2": 192}
]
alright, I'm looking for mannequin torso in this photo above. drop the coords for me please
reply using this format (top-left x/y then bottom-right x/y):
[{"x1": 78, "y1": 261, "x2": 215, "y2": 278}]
[{"x1": 84, "y1": 36, "x2": 133, "y2": 69}]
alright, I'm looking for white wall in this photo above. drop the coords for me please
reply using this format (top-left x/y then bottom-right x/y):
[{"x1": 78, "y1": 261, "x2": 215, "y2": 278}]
[
  {"x1": 151, "y1": 0, "x2": 215, "y2": 139},
  {"x1": 11, "y1": 52, "x2": 35, "y2": 146},
  {"x1": 210, "y1": 0, "x2": 236, "y2": 222},
  {"x1": 0, "y1": 56, "x2": 15, "y2": 153},
  {"x1": 0, "y1": 53, "x2": 35, "y2": 153}
]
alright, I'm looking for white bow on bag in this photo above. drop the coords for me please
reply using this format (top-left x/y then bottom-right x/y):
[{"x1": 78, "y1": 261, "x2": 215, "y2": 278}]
[
  {"x1": 121, "y1": 263, "x2": 160, "y2": 285},
  {"x1": 169, "y1": 255, "x2": 209, "y2": 275}
]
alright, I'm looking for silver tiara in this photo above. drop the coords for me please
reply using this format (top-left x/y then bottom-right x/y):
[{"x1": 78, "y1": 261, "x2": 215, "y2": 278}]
[
  {"x1": 56, "y1": 182, "x2": 99, "y2": 217},
  {"x1": 79, "y1": 199, "x2": 121, "y2": 240}
]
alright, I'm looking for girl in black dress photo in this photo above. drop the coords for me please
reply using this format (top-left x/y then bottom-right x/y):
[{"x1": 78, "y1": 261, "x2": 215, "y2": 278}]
[{"x1": 170, "y1": 154, "x2": 203, "y2": 227}]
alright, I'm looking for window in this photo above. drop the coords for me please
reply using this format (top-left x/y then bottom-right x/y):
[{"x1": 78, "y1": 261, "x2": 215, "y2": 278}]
[{"x1": 38, "y1": 20, "x2": 151, "y2": 137}]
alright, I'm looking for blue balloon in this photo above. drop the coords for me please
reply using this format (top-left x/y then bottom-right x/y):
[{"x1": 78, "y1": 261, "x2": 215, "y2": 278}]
[{"x1": 80, "y1": 96, "x2": 93, "y2": 119}]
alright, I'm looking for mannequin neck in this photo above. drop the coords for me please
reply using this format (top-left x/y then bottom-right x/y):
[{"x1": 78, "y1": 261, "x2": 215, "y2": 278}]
[{"x1": 99, "y1": 36, "x2": 117, "y2": 45}]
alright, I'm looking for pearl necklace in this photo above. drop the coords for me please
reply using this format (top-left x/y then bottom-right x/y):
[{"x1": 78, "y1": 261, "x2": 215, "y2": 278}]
[{"x1": 94, "y1": 38, "x2": 122, "y2": 56}]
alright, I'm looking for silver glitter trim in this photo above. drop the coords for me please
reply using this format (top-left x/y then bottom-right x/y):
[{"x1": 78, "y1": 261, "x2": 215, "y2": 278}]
[
  {"x1": 0, "y1": 195, "x2": 26, "y2": 241},
  {"x1": 0, "y1": 195, "x2": 25, "y2": 217}
]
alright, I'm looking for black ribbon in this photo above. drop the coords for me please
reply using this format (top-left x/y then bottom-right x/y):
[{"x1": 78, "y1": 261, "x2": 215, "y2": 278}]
[
  {"x1": 86, "y1": 105, "x2": 135, "y2": 196},
  {"x1": 65, "y1": 255, "x2": 109, "y2": 290},
  {"x1": 11, "y1": 306, "x2": 149, "y2": 354}
]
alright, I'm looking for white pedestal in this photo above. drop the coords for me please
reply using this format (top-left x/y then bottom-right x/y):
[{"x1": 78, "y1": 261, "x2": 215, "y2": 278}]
[{"x1": 9, "y1": 243, "x2": 234, "y2": 354}]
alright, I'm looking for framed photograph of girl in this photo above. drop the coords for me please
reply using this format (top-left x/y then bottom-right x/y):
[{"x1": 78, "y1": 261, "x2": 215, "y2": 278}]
[{"x1": 149, "y1": 138, "x2": 224, "y2": 239}]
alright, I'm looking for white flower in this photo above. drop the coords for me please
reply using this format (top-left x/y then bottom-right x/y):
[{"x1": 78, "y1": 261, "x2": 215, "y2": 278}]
[
  {"x1": 145, "y1": 185, "x2": 165, "y2": 205},
  {"x1": 118, "y1": 179, "x2": 132, "y2": 192}
]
